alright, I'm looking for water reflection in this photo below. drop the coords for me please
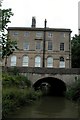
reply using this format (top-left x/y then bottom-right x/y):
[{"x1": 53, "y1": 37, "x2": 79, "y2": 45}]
[
  {"x1": 8, "y1": 97, "x2": 79, "y2": 118},
  {"x1": 35, "y1": 97, "x2": 65, "y2": 115}
]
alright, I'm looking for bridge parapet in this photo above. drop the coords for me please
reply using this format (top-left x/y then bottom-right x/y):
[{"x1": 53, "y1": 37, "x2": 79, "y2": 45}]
[
  {"x1": 2, "y1": 67, "x2": 80, "y2": 86},
  {"x1": 2, "y1": 67, "x2": 80, "y2": 75}
]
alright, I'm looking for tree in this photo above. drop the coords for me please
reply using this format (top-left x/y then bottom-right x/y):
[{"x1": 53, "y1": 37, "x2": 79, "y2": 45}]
[
  {"x1": 0, "y1": 0, "x2": 3, "y2": 7},
  {"x1": 1, "y1": 8, "x2": 18, "y2": 66},
  {"x1": 71, "y1": 34, "x2": 80, "y2": 68}
]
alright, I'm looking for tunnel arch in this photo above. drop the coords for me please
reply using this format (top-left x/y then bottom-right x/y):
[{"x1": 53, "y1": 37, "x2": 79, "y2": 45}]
[{"x1": 33, "y1": 77, "x2": 66, "y2": 96}]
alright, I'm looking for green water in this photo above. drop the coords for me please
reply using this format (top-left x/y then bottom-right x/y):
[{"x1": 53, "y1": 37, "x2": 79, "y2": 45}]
[{"x1": 8, "y1": 97, "x2": 80, "y2": 118}]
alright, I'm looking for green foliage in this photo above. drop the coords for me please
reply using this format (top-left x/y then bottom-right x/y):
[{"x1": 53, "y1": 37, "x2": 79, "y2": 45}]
[
  {"x1": 2, "y1": 8, "x2": 13, "y2": 31},
  {"x1": 2, "y1": 73, "x2": 42, "y2": 117},
  {"x1": 71, "y1": 34, "x2": 80, "y2": 68},
  {"x1": 0, "y1": 0, "x2": 3, "y2": 7},
  {"x1": 0, "y1": 8, "x2": 18, "y2": 61},
  {"x1": 2, "y1": 72, "x2": 31, "y2": 88},
  {"x1": 2, "y1": 36, "x2": 17, "y2": 59},
  {"x1": 2, "y1": 88, "x2": 27, "y2": 117},
  {"x1": 2, "y1": 87, "x2": 42, "y2": 117},
  {"x1": 66, "y1": 79, "x2": 80, "y2": 101},
  {"x1": 9, "y1": 67, "x2": 19, "y2": 75}
]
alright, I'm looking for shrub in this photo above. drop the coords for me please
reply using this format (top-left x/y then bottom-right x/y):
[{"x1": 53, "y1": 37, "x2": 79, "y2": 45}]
[
  {"x1": 2, "y1": 73, "x2": 31, "y2": 88},
  {"x1": 2, "y1": 87, "x2": 42, "y2": 117},
  {"x1": 66, "y1": 79, "x2": 80, "y2": 101},
  {"x1": 2, "y1": 72, "x2": 42, "y2": 117}
]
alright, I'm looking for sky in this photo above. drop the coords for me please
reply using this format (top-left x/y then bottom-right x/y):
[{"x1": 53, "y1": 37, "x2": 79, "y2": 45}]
[{"x1": 2, "y1": 0, "x2": 80, "y2": 37}]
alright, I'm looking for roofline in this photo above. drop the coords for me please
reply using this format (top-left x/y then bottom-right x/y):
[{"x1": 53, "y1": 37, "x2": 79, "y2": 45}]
[{"x1": 8, "y1": 27, "x2": 72, "y2": 32}]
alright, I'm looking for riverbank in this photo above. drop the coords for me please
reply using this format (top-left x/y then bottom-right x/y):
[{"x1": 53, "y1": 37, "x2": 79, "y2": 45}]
[
  {"x1": 65, "y1": 78, "x2": 80, "y2": 116},
  {"x1": 2, "y1": 71, "x2": 42, "y2": 118},
  {"x1": 65, "y1": 78, "x2": 80, "y2": 102},
  {"x1": 2, "y1": 67, "x2": 80, "y2": 118}
]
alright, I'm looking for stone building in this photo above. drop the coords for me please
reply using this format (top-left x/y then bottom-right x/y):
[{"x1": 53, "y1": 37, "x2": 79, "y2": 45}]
[{"x1": 3, "y1": 17, "x2": 72, "y2": 68}]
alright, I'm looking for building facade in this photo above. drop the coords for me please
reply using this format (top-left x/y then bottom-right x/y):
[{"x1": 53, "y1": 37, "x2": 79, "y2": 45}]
[{"x1": 3, "y1": 18, "x2": 72, "y2": 68}]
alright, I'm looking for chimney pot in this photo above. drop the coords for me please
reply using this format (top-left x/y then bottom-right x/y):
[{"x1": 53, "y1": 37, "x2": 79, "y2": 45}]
[{"x1": 31, "y1": 17, "x2": 36, "y2": 28}]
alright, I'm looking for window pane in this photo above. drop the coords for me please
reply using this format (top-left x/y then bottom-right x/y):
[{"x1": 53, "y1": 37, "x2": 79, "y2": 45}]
[
  {"x1": 48, "y1": 41, "x2": 52, "y2": 50},
  {"x1": 11, "y1": 56, "x2": 17, "y2": 66},
  {"x1": 60, "y1": 43, "x2": 64, "y2": 51},
  {"x1": 59, "y1": 57, "x2": 65, "y2": 68},
  {"x1": 24, "y1": 32, "x2": 29, "y2": 37},
  {"x1": 22, "y1": 56, "x2": 29, "y2": 66},
  {"x1": 36, "y1": 42, "x2": 41, "y2": 50},
  {"x1": 23, "y1": 42, "x2": 29, "y2": 50},
  {"x1": 13, "y1": 32, "x2": 18, "y2": 36},
  {"x1": 59, "y1": 62, "x2": 65, "y2": 68},
  {"x1": 36, "y1": 32, "x2": 43, "y2": 38},
  {"x1": 48, "y1": 32, "x2": 53, "y2": 38},
  {"x1": 35, "y1": 56, "x2": 41, "y2": 67},
  {"x1": 60, "y1": 57, "x2": 64, "y2": 61},
  {"x1": 47, "y1": 57, "x2": 53, "y2": 68}
]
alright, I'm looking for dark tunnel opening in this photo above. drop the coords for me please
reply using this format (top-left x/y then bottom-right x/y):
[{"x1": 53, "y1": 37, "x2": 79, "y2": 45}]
[{"x1": 33, "y1": 77, "x2": 66, "y2": 96}]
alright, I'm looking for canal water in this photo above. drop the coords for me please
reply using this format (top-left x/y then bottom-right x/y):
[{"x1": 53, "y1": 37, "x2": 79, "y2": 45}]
[{"x1": 8, "y1": 96, "x2": 80, "y2": 118}]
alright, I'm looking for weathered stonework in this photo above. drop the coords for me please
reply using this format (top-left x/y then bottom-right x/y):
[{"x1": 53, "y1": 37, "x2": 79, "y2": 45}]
[{"x1": 3, "y1": 26, "x2": 71, "y2": 68}]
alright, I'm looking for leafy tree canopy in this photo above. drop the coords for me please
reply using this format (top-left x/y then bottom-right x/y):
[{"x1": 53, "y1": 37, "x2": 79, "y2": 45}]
[
  {"x1": 71, "y1": 34, "x2": 80, "y2": 68},
  {"x1": 0, "y1": 7, "x2": 18, "y2": 63}
]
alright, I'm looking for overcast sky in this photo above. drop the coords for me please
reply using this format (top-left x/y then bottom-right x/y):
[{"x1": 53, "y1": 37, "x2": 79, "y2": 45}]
[{"x1": 2, "y1": 0, "x2": 80, "y2": 37}]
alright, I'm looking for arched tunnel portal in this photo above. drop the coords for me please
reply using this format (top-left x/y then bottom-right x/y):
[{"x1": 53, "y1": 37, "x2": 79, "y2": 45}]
[{"x1": 33, "y1": 77, "x2": 66, "y2": 96}]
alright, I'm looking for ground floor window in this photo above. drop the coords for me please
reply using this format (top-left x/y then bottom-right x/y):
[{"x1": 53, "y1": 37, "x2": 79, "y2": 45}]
[
  {"x1": 59, "y1": 57, "x2": 65, "y2": 68},
  {"x1": 35, "y1": 56, "x2": 41, "y2": 67},
  {"x1": 22, "y1": 56, "x2": 29, "y2": 66},
  {"x1": 11, "y1": 55, "x2": 17, "y2": 66},
  {"x1": 47, "y1": 57, "x2": 53, "y2": 68}
]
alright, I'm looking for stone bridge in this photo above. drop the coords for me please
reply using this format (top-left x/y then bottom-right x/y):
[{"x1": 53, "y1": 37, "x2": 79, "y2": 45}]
[{"x1": 3, "y1": 67, "x2": 80, "y2": 95}]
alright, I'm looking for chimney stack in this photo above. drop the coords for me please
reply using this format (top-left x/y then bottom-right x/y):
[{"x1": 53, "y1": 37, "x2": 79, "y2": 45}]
[
  {"x1": 31, "y1": 17, "x2": 36, "y2": 28},
  {"x1": 44, "y1": 19, "x2": 47, "y2": 28}
]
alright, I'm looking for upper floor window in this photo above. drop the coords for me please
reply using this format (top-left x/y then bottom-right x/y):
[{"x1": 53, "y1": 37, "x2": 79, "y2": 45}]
[
  {"x1": 11, "y1": 55, "x2": 17, "y2": 66},
  {"x1": 35, "y1": 56, "x2": 41, "y2": 67},
  {"x1": 36, "y1": 41, "x2": 41, "y2": 50},
  {"x1": 23, "y1": 42, "x2": 29, "y2": 50},
  {"x1": 61, "y1": 33, "x2": 66, "y2": 38},
  {"x1": 60, "y1": 43, "x2": 64, "y2": 51},
  {"x1": 13, "y1": 32, "x2": 18, "y2": 36},
  {"x1": 48, "y1": 41, "x2": 52, "y2": 50},
  {"x1": 48, "y1": 32, "x2": 53, "y2": 38},
  {"x1": 63, "y1": 33, "x2": 66, "y2": 38},
  {"x1": 36, "y1": 32, "x2": 43, "y2": 38},
  {"x1": 24, "y1": 32, "x2": 29, "y2": 37},
  {"x1": 22, "y1": 56, "x2": 29, "y2": 66},
  {"x1": 59, "y1": 57, "x2": 65, "y2": 68},
  {"x1": 47, "y1": 57, "x2": 53, "y2": 68}
]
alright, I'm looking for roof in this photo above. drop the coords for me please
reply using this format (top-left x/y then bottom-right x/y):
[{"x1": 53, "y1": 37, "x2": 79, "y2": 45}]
[{"x1": 8, "y1": 27, "x2": 72, "y2": 32}]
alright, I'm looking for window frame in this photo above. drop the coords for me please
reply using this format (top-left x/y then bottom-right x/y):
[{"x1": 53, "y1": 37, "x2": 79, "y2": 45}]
[
  {"x1": 10, "y1": 55, "x2": 17, "y2": 66},
  {"x1": 59, "y1": 57, "x2": 65, "y2": 68},
  {"x1": 22, "y1": 56, "x2": 29, "y2": 67},
  {"x1": 35, "y1": 41, "x2": 41, "y2": 50},
  {"x1": 24, "y1": 32, "x2": 29, "y2": 37},
  {"x1": 35, "y1": 56, "x2": 41, "y2": 67},
  {"x1": 48, "y1": 41, "x2": 53, "y2": 51},
  {"x1": 23, "y1": 42, "x2": 29, "y2": 50},
  {"x1": 60, "y1": 43, "x2": 64, "y2": 51},
  {"x1": 36, "y1": 32, "x2": 43, "y2": 38},
  {"x1": 47, "y1": 57, "x2": 53, "y2": 68},
  {"x1": 13, "y1": 32, "x2": 19, "y2": 36},
  {"x1": 48, "y1": 32, "x2": 53, "y2": 38}
]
